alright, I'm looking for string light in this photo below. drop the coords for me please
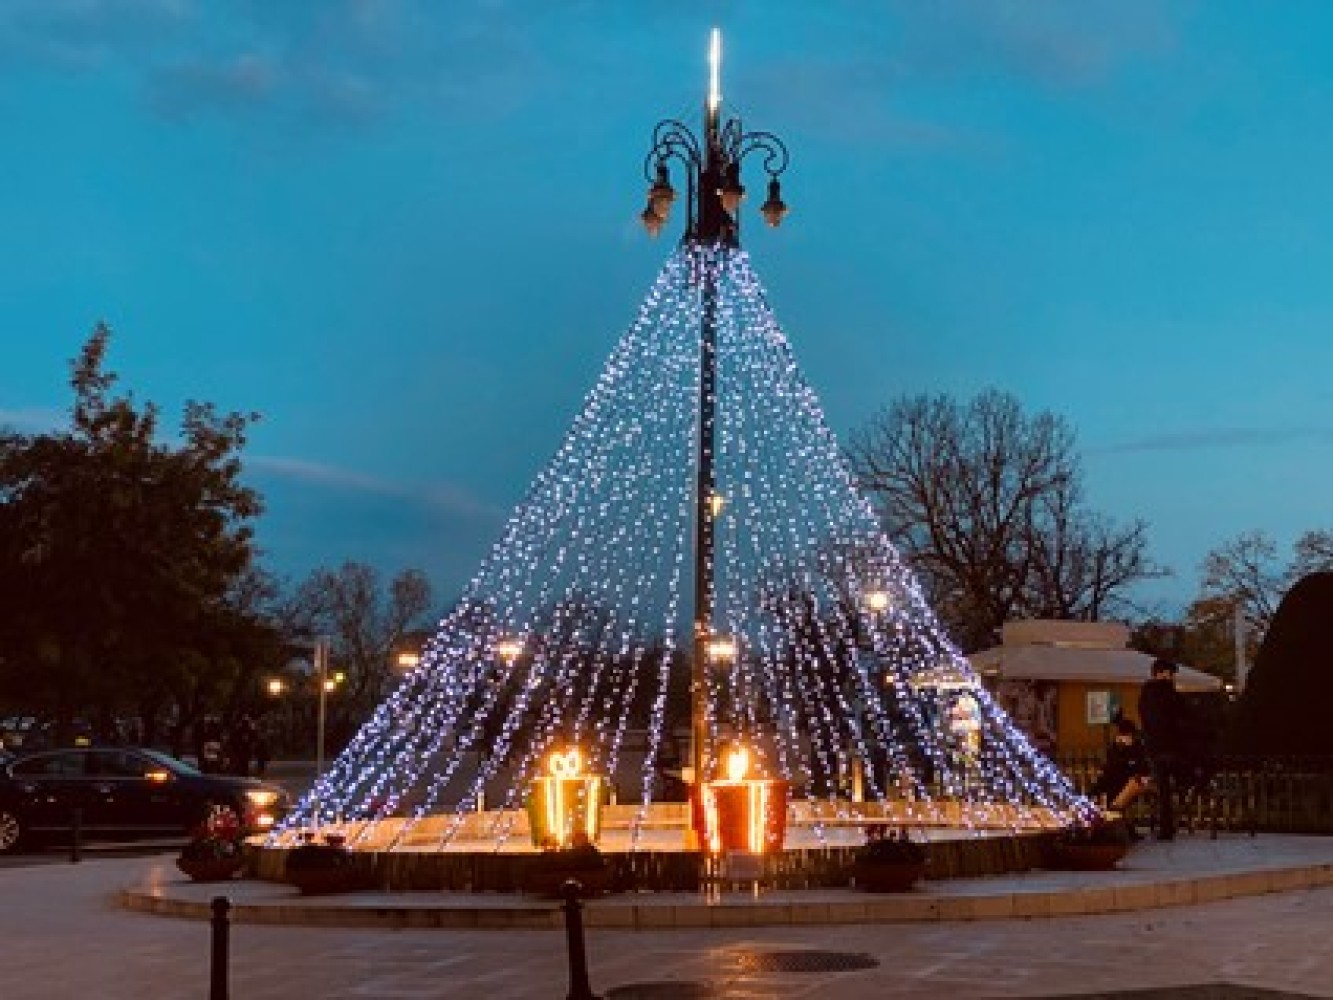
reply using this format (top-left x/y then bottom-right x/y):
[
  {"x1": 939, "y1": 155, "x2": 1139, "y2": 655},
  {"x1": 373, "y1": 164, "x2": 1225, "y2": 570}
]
[{"x1": 271, "y1": 243, "x2": 1090, "y2": 847}]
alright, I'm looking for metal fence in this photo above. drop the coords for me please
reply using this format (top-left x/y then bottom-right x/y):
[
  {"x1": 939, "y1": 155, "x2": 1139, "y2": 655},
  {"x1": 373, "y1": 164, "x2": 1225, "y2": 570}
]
[{"x1": 1056, "y1": 752, "x2": 1333, "y2": 835}]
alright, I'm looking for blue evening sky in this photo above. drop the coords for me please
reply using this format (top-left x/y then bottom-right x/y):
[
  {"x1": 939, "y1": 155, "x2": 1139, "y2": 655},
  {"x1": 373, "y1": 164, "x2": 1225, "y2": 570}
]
[{"x1": 3, "y1": 1, "x2": 1332, "y2": 618}]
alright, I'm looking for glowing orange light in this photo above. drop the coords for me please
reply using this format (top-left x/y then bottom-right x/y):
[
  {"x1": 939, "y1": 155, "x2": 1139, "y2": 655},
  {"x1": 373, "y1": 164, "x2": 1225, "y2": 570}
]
[
  {"x1": 548, "y1": 747, "x2": 583, "y2": 779},
  {"x1": 725, "y1": 746, "x2": 749, "y2": 783},
  {"x1": 537, "y1": 747, "x2": 602, "y2": 848}
]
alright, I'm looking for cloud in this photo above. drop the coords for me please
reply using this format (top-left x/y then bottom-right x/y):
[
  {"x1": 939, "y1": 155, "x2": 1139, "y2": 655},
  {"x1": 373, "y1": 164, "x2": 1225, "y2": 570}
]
[
  {"x1": 248, "y1": 454, "x2": 501, "y2": 520},
  {"x1": 0, "y1": 1, "x2": 1180, "y2": 137},
  {"x1": 139, "y1": 1, "x2": 542, "y2": 128},
  {"x1": 738, "y1": 55, "x2": 973, "y2": 151},
  {"x1": 0, "y1": 407, "x2": 64, "y2": 432},
  {"x1": 0, "y1": 0, "x2": 192, "y2": 71},
  {"x1": 249, "y1": 452, "x2": 506, "y2": 591},
  {"x1": 883, "y1": 0, "x2": 1175, "y2": 88},
  {"x1": 148, "y1": 52, "x2": 277, "y2": 120},
  {"x1": 1, "y1": 0, "x2": 540, "y2": 128},
  {"x1": 727, "y1": 1, "x2": 1177, "y2": 152},
  {"x1": 1093, "y1": 425, "x2": 1333, "y2": 456}
]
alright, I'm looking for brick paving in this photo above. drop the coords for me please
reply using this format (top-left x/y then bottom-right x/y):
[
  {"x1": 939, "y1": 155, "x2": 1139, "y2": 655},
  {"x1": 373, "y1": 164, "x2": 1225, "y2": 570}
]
[{"x1": 2, "y1": 836, "x2": 1332, "y2": 998}]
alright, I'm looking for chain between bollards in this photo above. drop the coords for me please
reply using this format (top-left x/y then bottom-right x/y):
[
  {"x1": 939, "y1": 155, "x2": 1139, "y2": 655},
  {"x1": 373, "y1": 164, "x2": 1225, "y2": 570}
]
[
  {"x1": 561, "y1": 879, "x2": 600, "y2": 1000},
  {"x1": 210, "y1": 895, "x2": 231, "y2": 1000}
]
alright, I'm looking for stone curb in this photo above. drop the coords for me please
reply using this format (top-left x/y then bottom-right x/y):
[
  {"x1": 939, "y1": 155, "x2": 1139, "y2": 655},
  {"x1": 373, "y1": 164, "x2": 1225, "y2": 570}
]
[{"x1": 116, "y1": 862, "x2": 1333, "y2": 929}]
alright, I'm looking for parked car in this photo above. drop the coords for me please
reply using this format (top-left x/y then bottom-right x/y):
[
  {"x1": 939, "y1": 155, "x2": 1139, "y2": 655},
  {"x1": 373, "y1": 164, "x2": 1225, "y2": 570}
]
[
  {"x1": 0, "y1": 716, "x2": 40, "y2": 750},
  {"x1": 0, "y1": 746, "x2": 290, "y2": 854}
]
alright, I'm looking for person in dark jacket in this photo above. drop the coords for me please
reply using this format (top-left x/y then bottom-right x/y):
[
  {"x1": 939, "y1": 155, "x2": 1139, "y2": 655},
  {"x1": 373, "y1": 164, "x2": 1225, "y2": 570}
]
[
  {"x1": 1090, "y1": 714, "x2": 1151, "y2": 813},
  {"x1": 227, "y1": 714, "x2": 258, "y2": 778},
  {"x1": 1138, "y1": 658, "x2": 1190, "y2": 839}
]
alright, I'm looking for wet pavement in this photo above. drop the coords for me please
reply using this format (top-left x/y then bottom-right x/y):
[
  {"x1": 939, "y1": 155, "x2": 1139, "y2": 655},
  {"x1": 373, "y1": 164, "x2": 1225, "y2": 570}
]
[{"x1": 2, "y1": 834, "x2": 1332, "y2": 998}]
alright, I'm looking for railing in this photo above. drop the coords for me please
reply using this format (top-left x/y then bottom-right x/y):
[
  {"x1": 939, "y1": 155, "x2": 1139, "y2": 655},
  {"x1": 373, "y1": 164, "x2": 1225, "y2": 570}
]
[{"x1": 1056, "y1": 752, "x2": 1333, "y2": 835}]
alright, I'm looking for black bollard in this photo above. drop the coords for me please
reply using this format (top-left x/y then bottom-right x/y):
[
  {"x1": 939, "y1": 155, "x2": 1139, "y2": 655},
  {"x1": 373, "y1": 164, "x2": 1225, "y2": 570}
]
[
  {"x1": 69, "y1": 807, "x2": 82, "y2": 863},
  {"x1": 210, "y1": 896, "x2": 231, "y2": 1000},
  {"x1": 561, "y1": 879, "x2": 600, "y2": 1000}
]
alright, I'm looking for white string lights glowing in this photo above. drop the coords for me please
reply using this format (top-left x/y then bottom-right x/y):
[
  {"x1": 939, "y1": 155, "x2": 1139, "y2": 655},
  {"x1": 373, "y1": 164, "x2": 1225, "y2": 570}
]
[{"x1": 272, "y1": 242, "x2": 1090, "y2": 847}]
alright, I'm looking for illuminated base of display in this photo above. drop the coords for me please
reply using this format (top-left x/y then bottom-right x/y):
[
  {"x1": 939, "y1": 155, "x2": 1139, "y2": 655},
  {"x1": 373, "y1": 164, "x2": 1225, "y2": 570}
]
[
  {"x1": 251, "y1": 819, "x2": 1061, "y2": 893},
  {"x1": 264, "y1": 799, "x2": 1072, "y2": 854}
]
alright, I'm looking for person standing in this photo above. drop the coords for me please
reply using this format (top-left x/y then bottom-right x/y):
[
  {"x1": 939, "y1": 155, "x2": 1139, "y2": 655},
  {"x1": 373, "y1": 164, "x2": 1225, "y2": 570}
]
[
  {"x1": 227, "y1": 714, "x2": 257, "y2": 778},
  {"x1": 1138, "y1": 658, "x2": 1189, "y2": 840},
  {"x1": 254, "y1": 719, "x2": 272, "y2": 779},
  {"x1": 199, "y1": 719, "x2": 225, "y2": 775}
]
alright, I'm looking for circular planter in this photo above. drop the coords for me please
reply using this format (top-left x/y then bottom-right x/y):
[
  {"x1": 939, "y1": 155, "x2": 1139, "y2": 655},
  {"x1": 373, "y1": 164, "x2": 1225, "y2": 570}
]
[
  {"x1": 176, "y1": 856, "x2": 244, "y2": 882},
  {"x1": 283, "y1": 845, "x2": 370, "y2": 895},
  {"x1": 1046, "y1": 843, "x2": 1128, "y2": 871},
  {"x1": 286, "y1": 867, "x2": 366, "y2": 896},
  {"x1": 852, "y1": 861, "x2": 927, "y2": 892},
  {"x1": 522, "y1": 864, "x2": 612, "y2": 899}
]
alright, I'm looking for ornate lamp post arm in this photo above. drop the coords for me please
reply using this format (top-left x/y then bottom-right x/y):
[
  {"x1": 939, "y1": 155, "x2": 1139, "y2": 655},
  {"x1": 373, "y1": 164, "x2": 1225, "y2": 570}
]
[{"x1": 637, "y1": 84, "x2": 790, "y2": 244}]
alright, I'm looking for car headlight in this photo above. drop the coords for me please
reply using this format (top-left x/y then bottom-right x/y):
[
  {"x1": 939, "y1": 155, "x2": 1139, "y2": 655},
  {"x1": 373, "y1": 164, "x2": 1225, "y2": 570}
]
[{"x1": 244, "y1": 789, "x2": 280, "y2": 808}]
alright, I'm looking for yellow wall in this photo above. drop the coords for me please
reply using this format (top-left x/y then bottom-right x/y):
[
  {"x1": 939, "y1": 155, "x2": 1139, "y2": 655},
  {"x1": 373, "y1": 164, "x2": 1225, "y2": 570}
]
[{"x1": 1055, "y1": 681, "x2": 1143, "y2": 752}]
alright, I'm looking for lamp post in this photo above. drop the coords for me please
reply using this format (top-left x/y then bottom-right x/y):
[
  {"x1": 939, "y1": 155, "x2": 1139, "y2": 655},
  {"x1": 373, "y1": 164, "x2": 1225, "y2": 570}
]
[
  {"x1": 637, "y1": 28, "x2": 791, "y2": 810},
  {"x1": 313, "y1": 637, "x2": 332, "y2": 784}
]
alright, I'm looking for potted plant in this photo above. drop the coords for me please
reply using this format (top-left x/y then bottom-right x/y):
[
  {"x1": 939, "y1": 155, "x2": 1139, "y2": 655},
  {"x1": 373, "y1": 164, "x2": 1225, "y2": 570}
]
[
  {"x1": 851, "y1": 826, "x2": 928, "y2": 892},
  {"x1": 284, "y1": 832, "x2": 369, "y2": 895},
  {"x1": 176, "y1": 808, "x2": 246, "y2": 882},
  {"x1": 522, "y1": 838, "x2": 611, "y2": 898},
  {"x1": 1046, "y1": 814, "x2": 1132, "y2": 871}
]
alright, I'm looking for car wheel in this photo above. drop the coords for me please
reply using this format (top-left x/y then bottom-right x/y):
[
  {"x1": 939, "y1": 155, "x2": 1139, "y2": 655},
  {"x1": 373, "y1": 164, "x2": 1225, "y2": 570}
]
[{"x1": 0, "y1": 809, "x2": 25, "y2": 854}]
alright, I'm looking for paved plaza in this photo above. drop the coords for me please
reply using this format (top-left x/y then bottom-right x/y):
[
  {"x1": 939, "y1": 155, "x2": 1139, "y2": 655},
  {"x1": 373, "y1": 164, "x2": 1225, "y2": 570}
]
[{"x1": 3, "y1": 835, "x2": 1333, "y2": 998}]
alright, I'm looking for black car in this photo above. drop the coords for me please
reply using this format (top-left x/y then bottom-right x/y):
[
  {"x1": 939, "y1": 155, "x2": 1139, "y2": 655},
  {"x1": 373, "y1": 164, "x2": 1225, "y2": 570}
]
[{"x1": 0, "y1": 746, "x2": 289, "y2": 854}]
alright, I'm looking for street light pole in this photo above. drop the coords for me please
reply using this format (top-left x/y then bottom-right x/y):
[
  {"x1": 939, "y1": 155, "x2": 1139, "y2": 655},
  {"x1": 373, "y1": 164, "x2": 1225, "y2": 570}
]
[
  {"x1": 637, "y1": 28, "x2": 790, "y2": 816},
  {"x1": 313, "y1": 637, "x2": 330, "y2": 825}
]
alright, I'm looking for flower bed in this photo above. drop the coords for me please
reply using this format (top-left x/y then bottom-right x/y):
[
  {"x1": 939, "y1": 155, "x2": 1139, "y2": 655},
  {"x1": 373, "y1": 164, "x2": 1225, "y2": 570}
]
[
  {"x1": 1043, "y1": 815, "x2": 1132, "y2": 871},
  {"x1": 851, "y1": 827, "x2": 928, "y2": 892},
  {"x1": 176, "y1": 807, "x2": 245, "y2": 882}
]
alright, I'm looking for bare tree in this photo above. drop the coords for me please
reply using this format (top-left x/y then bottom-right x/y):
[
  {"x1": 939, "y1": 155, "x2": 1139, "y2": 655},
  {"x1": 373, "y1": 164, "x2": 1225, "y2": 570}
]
[
  {"x1": 1292, "y1": 530, "x2": 1333, "y2": 583},
  {"x1": 1196, "y1": 528, "x2": 1333, "y2": 639},
  {"x1": 290, "y1": 562, "x2": 435, "y2": 713},
  {"x1": 847, "y1": 389, "x2": 1161, "y2": 651}
]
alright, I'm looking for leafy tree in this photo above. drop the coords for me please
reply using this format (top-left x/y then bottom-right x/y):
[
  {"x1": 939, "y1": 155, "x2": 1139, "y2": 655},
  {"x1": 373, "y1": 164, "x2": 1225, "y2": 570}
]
[
  {"x1": 0, "y1": 325, "x2": 270, "y2": 741},
  {"x1": 846, "y1": 389, "x2": 1161, "y2": 651}
]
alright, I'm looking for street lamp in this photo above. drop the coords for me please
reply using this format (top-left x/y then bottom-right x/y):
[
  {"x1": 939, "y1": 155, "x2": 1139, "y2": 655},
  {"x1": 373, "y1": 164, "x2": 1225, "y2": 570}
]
[
  {"x1": 865, "y1": 590, "x2": 891, "y2": 613},
  {"x1": 494, "y1": 637, "x2": 525, "y2": 663},
  {"x1": 637, "y1": 28, "x2": 791, "y2": 806},
  {"x1": 312, "y1": 638, "x2": 333, "y2": 786},
  {"x1": 638, "y1": 29, "x2": 790, "y2": 246}
]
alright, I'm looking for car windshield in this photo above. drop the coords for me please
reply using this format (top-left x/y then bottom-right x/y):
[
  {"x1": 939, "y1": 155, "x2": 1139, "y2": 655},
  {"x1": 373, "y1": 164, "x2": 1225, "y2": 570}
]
[{"x1": 141, "y1": 748, "x2": 201, "y2": 776}]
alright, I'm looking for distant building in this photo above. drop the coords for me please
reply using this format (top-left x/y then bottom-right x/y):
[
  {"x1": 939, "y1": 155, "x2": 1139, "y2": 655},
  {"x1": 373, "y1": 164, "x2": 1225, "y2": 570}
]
[{"x1": 970, "y1": 620, "x2": 1222, "y2": 754}]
